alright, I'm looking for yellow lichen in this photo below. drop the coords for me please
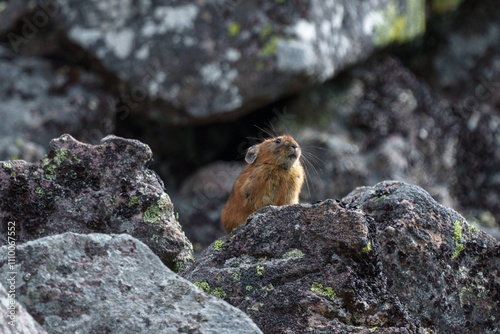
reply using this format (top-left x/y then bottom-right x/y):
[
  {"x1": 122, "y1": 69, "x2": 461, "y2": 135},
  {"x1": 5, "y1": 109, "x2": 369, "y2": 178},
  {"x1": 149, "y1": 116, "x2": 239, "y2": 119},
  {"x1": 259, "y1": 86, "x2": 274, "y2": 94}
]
[
  {"x1": 210, "y1": 287, "x2": 227, "y2": 299},
  {"x1": 311, "y1": 282, "x2": 336, "y2": 301},
  {"x1": 257, "y1": 265, "x2": 264, "y2": 276},
  {"x1": 214, "y1": 240, "x2": 225, "y2": 251},
  {"x1": 260, "y1": 36, "x2": 280, "y2": 56},
  {"x1": 228, "y1": 22, "x2": 240, "y2": 36},
  {"x1": 362, "y1": 241, "x2": 373, "y2": 253},
  {"x1": 374, "y1": 0, "x2": 426, "y2": 46},
  {"x1": 452, "y1": 220, "x2": 465, "y2": 259},
  {"x1": 194, "y1": 281, "x2": 210, "y2": 293}
]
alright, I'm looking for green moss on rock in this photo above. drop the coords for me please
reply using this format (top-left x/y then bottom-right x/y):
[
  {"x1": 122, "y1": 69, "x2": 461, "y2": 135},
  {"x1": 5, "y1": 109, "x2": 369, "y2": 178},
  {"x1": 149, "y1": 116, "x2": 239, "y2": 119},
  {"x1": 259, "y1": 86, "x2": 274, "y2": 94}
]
[
  {"x1": 128, "y1": 196, "x2": 139, "y2": 206},
  {"x1": 228, "y1": 22, "x2": 240, "y2": 36},
  {"x1": 311, "y1": 282, "x2": 336, "y2": 301},
  {"x1": 374, "y1": 0, "x2": 426, "y2": 47},
  {"x1": 143, "y1": 204, "x2": 160, "y2": 223},
  {"x1": 260, "y1": 36, "x2": 280, "y2": 56},
  {"x1": 194, "y1": 281, "x2": 210, "y2": 293},
  {"x1": 362, "y1": 240, "x2": 373, "y2": 253},
  {"x1": 282, "y1": 249, "x2": 305, "y2": 259},
  {"x1": 452, "y1": 220, "x2": 465, "y2": 259},
  {"x1": 210, "y1": 287, "x2": 227, "y2": 299}
]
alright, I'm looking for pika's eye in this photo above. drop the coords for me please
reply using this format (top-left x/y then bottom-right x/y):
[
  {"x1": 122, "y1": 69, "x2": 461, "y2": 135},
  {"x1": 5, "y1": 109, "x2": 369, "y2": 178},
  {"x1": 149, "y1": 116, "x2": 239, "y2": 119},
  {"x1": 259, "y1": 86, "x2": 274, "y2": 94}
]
[{"x1": 275, "y1": 138, "x2": 281, "y2": 144}]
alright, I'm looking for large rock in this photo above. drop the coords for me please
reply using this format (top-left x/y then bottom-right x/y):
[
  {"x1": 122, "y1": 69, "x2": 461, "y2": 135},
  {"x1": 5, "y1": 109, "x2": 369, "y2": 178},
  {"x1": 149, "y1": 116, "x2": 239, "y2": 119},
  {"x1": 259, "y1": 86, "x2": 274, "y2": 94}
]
[
  {"x1": 1, "y1": 0, "x2": 428, "y2": 122},
  {"x1": 0, "y1": 284, "x2": 47, "y2": 334},
  {"x1": 182, "y1": 181, "x2": 500, "y2": 333},
  {"x1": 0, "y1": 232, "x2": 262, "y2": 334},
  {"x1": 0, "y1": 45, "x2": 115, "y2": 162},
  {"x1": 0, "y1": 134, "x2": 193, "y2": 271},
  {"x1": 424, "y1": 0, "x2": 500, "y2": 106},
  {"x1": 410, "y1": 0, "x2": 500, "y2": 226}
]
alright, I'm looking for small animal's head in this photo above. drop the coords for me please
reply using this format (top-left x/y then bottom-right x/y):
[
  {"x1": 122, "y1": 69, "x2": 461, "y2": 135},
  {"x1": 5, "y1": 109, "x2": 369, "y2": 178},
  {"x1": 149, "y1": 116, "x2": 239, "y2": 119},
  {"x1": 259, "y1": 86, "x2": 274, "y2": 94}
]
[{"x1": 245, "y1": 135, "x2": 301, "y2": 168}]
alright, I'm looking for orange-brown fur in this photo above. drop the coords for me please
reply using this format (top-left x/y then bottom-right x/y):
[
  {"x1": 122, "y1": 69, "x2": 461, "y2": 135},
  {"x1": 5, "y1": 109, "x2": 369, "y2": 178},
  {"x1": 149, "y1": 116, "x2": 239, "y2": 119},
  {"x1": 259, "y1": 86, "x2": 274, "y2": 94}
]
[{"x1": 221, "y1": 135, "x2": 305, "y2": 233}]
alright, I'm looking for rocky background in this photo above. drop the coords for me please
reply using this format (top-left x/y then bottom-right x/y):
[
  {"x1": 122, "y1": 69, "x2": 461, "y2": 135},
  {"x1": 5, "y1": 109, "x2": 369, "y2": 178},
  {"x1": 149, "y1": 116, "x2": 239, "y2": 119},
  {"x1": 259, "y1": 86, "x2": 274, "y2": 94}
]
[{"x1": 0, "y1": 0, "x2": 499, "y2": 333}]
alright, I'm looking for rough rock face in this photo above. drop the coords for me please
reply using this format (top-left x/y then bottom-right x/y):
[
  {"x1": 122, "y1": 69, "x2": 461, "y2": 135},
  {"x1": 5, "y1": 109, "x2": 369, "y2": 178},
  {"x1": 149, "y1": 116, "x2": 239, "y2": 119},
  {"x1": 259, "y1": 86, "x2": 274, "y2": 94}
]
[
  {"x1": 182, "y1": 181, "x2": 500, "y2": 333},
  {"x1": 0, "y1": 233, "x2": 262, "y2": 334},
  {"x1": 426, "y1": 0, "x2": 500, "y2": 106},
  {"x1": 0, "y1": 45, "x2": 115, "y2": 162},
  {"x1": 0, "y1": 134, "x2": 193, "y2": 271},
  {"x1": 0, "y1": 284, "x2": 47, "y2": 334},
  {"x1": 2, "y1": 0, "x2": 427, "y2": 122},
  {"x1": 411, "y1": 0, "x2": 500, "y2": 225}
]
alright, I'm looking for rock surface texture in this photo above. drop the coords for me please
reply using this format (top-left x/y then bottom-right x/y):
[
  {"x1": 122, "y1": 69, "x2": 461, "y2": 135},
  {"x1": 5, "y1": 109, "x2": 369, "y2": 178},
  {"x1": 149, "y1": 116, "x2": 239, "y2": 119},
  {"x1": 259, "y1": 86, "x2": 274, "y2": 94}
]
[
  {"x1": 0, "y1": 233, "x2": 262, "y2": 334},
  {"x1": 1, "y1": 0, "x2": 427, "y2": 122},
  {"x1": 0, "y1": 45, "x2": 115, "y2": 162},
  {"x1": 0, "y1": 284, "x2": 47, "y2": 334},
  {"x1": 0, "y1": 134, "x2": 193, "y2": 271},
  {"x1": 182, "y1": 181, "x2": 500, "y2": 333}
]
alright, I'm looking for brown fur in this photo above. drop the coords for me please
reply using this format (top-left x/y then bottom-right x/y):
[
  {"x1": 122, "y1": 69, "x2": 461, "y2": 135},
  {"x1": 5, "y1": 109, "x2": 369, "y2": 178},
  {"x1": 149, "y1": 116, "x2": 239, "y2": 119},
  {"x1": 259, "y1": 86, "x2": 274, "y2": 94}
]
[{"x1": 221, "y1": 135, "x2": 305, "y2": 233}]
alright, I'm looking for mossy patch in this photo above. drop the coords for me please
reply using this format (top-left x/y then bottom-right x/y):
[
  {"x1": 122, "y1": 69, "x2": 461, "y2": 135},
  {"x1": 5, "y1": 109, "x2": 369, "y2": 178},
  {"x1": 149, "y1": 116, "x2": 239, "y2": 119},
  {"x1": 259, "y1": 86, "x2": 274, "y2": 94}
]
[
  {"x1": 282, "y1": 249, "x2": 305, "y2": 259},
  {"x1": 233, "y1": 269, "x2": 241, "y2": 281},
  {"x1": 3, "y1": 162, "x2": 13, "y2": 169},
  {"x1": 214, "y1": 240, "x2": 225, "y2": 251},
  {"x1": 259, "y1": 24, "x2": 272, "y2": 38},
  {"x1": 257, "y1": 265, "x2": 264, "y2": 276},
  {"x1": 45, "y1": 164, "x2": 57, "y2": 180},
  {"x1": 210, "y1": 287, "x2": 227, "y2": 299},
  {"x1": 260, "y1": 36, "x2": 280, "y2": 57},
  {"x1": 373, "y1": 0, "x2": 426, "y2": 47},
  {"x1": 362, "y1": 240, "x2": 373, "y2": 253},
  {"x1": 128, "y1": 196, "x2": 139, "y2": 206},
  {"x1": 53, "y1": 149, "x2": 70, "y2": 166},
  {"x1": 173, "y1": 261, "x2": 185, "y2": 273},
  {"x1": 194, "y1": 281, "x2": 210, "y2": 293},
  {"x1": 452, "y1": 220, "x2": 465, "y2": 259},
  {"x1": 311, "y1": 282, "x2": 336, "y2": 301},
  {"x1": 143, "y1": 204, "x2": 160, "y2": 223},
  {"x1": 467, "y1": 224, "x2": 478, "y2": 233},
  {"x1": 35, "y1": 186, "x2": 44, "y2": 197},
  {"x1": 228, "y1": 22, "x2": 240, "y2": 36},
  {"x1": 143, "y1": 194, "x2": 170, "y2": 223}
]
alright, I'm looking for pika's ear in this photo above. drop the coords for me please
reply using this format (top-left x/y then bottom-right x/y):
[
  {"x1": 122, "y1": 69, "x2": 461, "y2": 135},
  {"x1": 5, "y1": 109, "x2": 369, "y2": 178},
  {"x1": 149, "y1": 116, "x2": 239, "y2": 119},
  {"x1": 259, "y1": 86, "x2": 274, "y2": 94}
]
[{"x1": 245, "y1": 145, "x2": 258, "y2": 164}]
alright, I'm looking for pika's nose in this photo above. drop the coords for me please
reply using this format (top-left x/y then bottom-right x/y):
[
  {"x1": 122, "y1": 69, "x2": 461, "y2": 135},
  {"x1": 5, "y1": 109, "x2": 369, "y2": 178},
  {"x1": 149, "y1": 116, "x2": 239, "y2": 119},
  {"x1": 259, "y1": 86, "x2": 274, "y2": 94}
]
[{"x1": 291, "y1": 144, "x2": 297, "y2": 149}]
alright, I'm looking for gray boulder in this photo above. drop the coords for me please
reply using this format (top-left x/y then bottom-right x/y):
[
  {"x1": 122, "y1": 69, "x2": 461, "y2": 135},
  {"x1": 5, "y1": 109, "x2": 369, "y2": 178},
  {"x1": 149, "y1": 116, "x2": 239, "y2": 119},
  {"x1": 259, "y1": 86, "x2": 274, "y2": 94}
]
[
  {"x1": 0, "y1": 284, "x2": 47, "y2": 334},
  {"x1": 0, "y1": 134, "x2": 193, "y2": 271},
  {"x1": 0, "y1": 232, "x2": 262, "y2": 334},
  {"x1": 1, "y1": 0, "x2": 428, "y2": 122},
  {"x1": 182, "y1": 181, "x2": 500, "y2": 333},
  {"x1": 0, "y1": 45, "x2": 115, "y2": 162}
]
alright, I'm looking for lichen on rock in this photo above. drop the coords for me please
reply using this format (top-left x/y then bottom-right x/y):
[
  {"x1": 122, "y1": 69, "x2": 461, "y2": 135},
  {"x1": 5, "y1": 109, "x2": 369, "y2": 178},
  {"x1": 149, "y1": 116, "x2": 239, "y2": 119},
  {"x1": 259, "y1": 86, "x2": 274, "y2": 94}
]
[
  {"x1": 182, "y1": 181, "x2": 500, "y2": 333},
  {"x1": 0, "y1": 134, "x2": 193, "y2": 271},
  {"x1": 0, "y1": 232, "x2": 261, "y2": 334}
]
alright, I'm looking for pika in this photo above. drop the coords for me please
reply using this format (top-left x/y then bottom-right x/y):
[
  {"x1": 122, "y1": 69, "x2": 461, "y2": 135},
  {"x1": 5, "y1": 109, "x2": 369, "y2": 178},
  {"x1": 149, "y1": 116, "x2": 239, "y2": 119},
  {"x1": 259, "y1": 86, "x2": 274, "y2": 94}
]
[{"x1": 221, "y1": 135, "x2": 305, "y2": 233}]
